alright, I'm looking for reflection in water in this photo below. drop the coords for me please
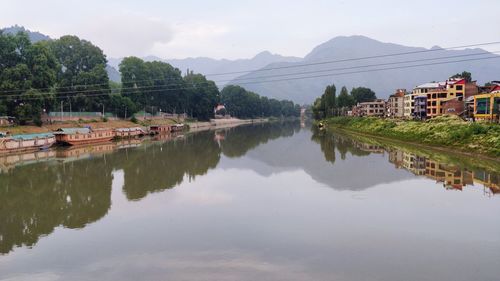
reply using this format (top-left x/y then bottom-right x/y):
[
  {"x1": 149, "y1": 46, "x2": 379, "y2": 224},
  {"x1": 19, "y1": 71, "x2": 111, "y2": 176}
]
[
  {"x1": 0, "y1": 122, "x2": 301, "y2": 254},
  {"x1": 0, "y1": 121, "x2": 498, "y2": 257},
  {"x1": 0, "y1": 153, "x2": 113, "y2": 254},
  {"x1": 0, "y1": 121, "x2": 499, "y2": 281},
  {"x1": 312, "y1": 129, "x2": 500, "y2": 196}
]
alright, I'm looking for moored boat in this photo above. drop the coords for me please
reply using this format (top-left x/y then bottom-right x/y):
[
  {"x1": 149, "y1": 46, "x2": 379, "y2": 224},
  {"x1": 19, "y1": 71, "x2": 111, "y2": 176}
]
[
  {"x1": 170, "y1": 123, "x2": 185, "y2": 132},
  {"x1": 54, "y1": 128, "x2": 115, "y2": 146},
  {"x1": 114, "y1": 127, "x2": 146, "y2": 138},
  {"x1": 148, "y1": 124, "x2": 172, "y2": 135},
  {"x1": 0, "y1": 132, "x2": 56, "y2": 153}
]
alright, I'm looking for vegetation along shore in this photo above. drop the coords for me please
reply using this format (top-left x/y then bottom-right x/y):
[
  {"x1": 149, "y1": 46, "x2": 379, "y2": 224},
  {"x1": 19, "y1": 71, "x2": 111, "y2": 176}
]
[{"x1": 320, "y1": 115, "x2": 500, "y2": 158}]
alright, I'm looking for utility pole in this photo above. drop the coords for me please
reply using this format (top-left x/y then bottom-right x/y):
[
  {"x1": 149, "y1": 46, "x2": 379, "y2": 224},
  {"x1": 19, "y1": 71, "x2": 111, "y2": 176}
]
[
  {"x1": 102, "y1": 104, "x2": 105, "y2": 118},
  {"x1": 60, "y1": 100, "x2": 63, "y2": 122}
]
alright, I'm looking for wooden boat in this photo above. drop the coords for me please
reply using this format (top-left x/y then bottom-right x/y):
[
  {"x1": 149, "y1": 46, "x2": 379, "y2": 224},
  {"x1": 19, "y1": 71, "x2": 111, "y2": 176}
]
[
  {"x1": 114, "y1": 127, "x2": 146, "y2": 138},
  {"x1": 54, "y1": 127, "x2": 115, "y2": 145},
  {"x1": 0, "y1": 132, "x2": 56, "y2": 153}
]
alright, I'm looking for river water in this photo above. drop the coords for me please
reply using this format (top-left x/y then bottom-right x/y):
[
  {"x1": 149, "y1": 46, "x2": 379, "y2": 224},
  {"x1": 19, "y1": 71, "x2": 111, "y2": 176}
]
[{"x1": 0, "y1": 121, "x2": 499, "y2": 281}]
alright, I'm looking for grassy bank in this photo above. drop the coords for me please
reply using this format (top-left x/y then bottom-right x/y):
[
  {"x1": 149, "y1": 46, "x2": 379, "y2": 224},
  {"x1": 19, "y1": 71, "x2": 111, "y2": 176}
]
[{"x1": 322, "y1": 115, "x2": 500, "y2": 157}]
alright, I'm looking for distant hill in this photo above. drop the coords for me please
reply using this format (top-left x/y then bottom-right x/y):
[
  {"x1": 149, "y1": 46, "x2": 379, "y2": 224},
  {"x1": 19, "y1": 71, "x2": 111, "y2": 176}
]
[
  {"x1": 108, "y1": 51, "x2": 302, "y2": 85},
  {"x1": 106, "y1": 65, "x2": 121, "y2": 83},
  {"x1": 229, "y1": 36, "x2": 500, "y2": 103},
  {"x1": 2, "y1": 25, "x2": 51, "y2": 42}
]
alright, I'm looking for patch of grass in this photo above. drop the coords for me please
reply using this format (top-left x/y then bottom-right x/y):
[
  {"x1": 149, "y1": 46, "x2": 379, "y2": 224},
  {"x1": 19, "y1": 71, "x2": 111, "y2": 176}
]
[{"x1": 324, "y1": 115, "x2": 500, "y2": 157}]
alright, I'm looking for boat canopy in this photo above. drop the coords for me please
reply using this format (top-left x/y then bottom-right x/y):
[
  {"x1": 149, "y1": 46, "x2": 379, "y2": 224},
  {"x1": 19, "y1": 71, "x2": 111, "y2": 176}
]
[
  {"x1": 115, "y1": 127, "x2": 145, "y2": 132},
  {"x1": 54, "y1": 128, "x2": 91, "y2": 135},
  {"x1": 9, "y1": 133, "x2": 55, "y2": 140}
]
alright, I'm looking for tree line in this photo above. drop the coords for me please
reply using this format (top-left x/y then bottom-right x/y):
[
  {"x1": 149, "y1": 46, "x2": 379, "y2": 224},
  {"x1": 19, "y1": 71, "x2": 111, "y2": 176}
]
[
  {"x1": 312, "y1": 84, "x2": 377, "y2": 119},
  {"x1": 221, "y1": 85, "x2": 300, "y2": 119},
  {"x1": 0, "y1": 31, "x2": 301, "y2": 125}
]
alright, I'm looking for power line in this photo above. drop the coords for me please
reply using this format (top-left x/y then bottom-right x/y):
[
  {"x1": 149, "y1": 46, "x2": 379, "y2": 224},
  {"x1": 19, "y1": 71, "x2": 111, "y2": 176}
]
[
  {"x1": 204, "y1": 41, "x2": 500, "y2": 76},
  {"x1": 1, "y1": 50, "x2": 498, "y2": 98},
  {"x1": 234, "y1": 55, "x2": 500, "y2": 85},
  {"x1": 1, "y1": 40, "x2": 499, "y2": 94},
  {"x1": 1, "y1": 54, "x2": 499, "y2": 101},
  {"x1": 227, "y1": 51, "x2": 499, "y2": 82}
]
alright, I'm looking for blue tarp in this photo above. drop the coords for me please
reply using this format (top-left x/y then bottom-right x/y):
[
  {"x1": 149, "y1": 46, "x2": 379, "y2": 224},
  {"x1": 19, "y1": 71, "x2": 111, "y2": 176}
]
[{"x1": 9, "y1": 133, "x2": 54, "y2": 140}]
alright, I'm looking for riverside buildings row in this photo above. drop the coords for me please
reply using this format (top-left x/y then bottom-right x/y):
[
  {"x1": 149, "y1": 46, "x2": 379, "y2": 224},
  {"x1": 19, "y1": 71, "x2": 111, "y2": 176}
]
[{"x1": 350, "y1": 78, "x2": 500, "y2": 121}]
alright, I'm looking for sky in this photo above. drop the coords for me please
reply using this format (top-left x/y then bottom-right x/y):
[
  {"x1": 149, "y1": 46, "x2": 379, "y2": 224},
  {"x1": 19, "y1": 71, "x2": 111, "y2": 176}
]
[{"x1": 1, "y1": 0, "x2": 499, "y2": 60}]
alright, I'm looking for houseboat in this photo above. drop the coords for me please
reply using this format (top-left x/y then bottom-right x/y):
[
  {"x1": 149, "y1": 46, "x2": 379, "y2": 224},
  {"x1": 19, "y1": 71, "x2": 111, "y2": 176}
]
[
  {"x1": 114, "y1": 127, "x2": 146, "y2": 138},
  {"x1": 54, "y1": 128, "x2": 115, "y2": 145},
  {"x1": 148, "y1": 124, "x2": 172, "y2": 135},
  {"x1": 0, "y1": 132, "x2": 56, "y2": 153}
]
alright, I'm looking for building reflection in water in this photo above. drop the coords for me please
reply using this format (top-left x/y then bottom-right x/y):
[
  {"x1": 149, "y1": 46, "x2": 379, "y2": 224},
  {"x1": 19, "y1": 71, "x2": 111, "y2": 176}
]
[
  {"x1": 335, "y1": 133, "x2": 500, "y2": 196},
  {"x1": 0, "y1": 123, "x2": 498, "y2": 256}
]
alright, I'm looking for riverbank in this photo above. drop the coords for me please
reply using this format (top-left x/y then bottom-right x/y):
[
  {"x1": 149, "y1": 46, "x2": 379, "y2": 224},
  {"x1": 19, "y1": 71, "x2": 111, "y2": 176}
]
[
  {"x1": 320, "y1": 115, "x2": 500, "y2": 158},
  {"x1": 1, "y1": 117, "x2": 270, "y2": 136},
  {"x1": 187, "y1": 118, "x2": 268, "y2": 131}
]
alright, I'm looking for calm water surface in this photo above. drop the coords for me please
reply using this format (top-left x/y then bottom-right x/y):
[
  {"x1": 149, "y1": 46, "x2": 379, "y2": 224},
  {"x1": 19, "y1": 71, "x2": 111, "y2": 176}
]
[{"x1": 0, "y1": 122, "x2": 499, "y2": 281}]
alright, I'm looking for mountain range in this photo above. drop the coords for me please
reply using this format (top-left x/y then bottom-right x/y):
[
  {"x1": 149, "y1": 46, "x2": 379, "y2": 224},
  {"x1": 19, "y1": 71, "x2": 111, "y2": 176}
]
[
  {"x1": 107, "y1": 51, "x2": 302, "y2": 84},
  {"x1": 4, "y1": 26, "x2": 500, "y2": 103},
  {"x1": 2, "y1": 25, "x2": 51, "y2": 42},
  {"x1": 228, "y1": 36, "x2": 500, "y2": 103}
]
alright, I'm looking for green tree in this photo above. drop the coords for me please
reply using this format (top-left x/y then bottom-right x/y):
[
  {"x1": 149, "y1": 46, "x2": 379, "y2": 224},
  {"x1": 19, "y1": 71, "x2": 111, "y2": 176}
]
[
  {"x1": 451, "y1": 71, "x2": 472, "y2": 82},
  {"x1": 183, "y1": 73, "x2": 219, "y2": 120},
  {"x1": 119, "y1": 57, "x2": 185, "y2": 115},
  {"x1": 337, "y1": 86, "x2": 355, "y2": 108},
  {"x1": 323, "y1": 84, "x2": 337, "y2": 117},
  {"x1": 0, "y1": 32, "x2": 58, "y2": 123},
  {"x1": 350, "y1": 87, "x2": 377, "y2": 103},
  {"x1": 221, "y1": 85, "x2": 300, "y2": 119},
  {"x1": 49, "y1": 35, "x2": 110, "y2": 112}
]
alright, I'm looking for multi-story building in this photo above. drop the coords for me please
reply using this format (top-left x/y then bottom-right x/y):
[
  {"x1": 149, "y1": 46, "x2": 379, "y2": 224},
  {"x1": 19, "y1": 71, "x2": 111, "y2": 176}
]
[
  {"x1": 407, "y1": 78, "x2": 478, "y2": 119},
  {"x1": 357, "y1": 99, "x2": 386, "y2": 117},
  {"x1": 473, "y1": 82, "x2": 500, "y2": 121},
  {"x1": 387, "y1": 89, "x2": 405, "y2": 118},
  {"x1": 413, "y1": 95, "x2": 427, "y2": 120},
  {"x1": 425, "y1": 78, "x2": 478, "y2": 118},
  {"x1": 404, "y1": 83, "x2": 440, "y2": 118}
]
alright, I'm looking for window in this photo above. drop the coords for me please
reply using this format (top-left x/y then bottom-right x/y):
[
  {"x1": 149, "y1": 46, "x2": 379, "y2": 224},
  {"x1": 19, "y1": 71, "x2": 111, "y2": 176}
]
[
  {"x1": 456, "y1": 85, "x2": 463, "y2": 90},
  {"x1": 476, "y1": 98, "x2": 490, "y2": 114}
]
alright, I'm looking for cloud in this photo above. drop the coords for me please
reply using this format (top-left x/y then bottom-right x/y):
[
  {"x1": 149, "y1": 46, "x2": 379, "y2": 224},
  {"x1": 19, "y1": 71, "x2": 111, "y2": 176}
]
[
  {"x1": 151, "y1": 21, "x2": 231, "y2": 59},
  {"x1": 81, "y1": 13, "x2": 173, "y2": 58}
]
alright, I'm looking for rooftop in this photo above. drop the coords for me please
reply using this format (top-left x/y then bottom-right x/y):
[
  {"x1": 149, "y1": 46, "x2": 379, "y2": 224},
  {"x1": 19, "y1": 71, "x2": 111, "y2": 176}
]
[{"x1": 54, "y1": 128, "x2": 91, "y2": 135}]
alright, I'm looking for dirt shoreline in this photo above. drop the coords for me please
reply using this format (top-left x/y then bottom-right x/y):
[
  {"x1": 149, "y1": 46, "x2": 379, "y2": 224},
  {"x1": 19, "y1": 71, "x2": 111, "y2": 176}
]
[{"x1": 2, "y1": 118, "x2": 269, "y2": 135}]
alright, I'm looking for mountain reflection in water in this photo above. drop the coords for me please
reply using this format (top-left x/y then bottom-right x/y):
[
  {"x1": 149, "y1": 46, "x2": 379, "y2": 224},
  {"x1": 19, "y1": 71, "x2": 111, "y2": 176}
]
[{"x1": 0, "y1": 121, "x2": 498, "y2": 256}]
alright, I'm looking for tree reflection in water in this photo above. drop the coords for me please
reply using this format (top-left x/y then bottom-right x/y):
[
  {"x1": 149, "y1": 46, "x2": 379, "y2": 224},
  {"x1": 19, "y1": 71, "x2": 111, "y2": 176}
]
[
  {"x1": 311, "y1": 128, "x2": 500, "y2": 196},
  {"x1": 0, "y1": 121, "x2": 300, "y2": 254}
]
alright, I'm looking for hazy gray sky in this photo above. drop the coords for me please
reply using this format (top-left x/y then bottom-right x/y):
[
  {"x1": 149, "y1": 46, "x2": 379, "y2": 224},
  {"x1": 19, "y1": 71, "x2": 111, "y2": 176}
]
[{"x1": 1, "y1": 0, "x2": 498, "y2": 59}]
